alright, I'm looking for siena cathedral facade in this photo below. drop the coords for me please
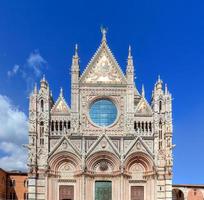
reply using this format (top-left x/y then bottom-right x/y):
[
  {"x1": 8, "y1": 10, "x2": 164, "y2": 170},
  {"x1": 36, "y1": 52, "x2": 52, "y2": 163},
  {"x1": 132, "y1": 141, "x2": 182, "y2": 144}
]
[{"x1": 27, "y1": 30, "x2": 173, "y2": 200}]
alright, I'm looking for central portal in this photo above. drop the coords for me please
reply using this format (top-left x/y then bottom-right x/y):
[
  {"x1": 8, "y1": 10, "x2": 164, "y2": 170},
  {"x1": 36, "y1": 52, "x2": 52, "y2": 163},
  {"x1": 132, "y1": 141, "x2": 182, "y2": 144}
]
[
  {"x1": 59, "y1": 185, "x2": 74, "y2": 200},
  {"x1": 95, "y1": 181, "x2": 112, "y2": 200},
  {"x1": 131, "y1": 186, "x2": 144, "y2": 200}
]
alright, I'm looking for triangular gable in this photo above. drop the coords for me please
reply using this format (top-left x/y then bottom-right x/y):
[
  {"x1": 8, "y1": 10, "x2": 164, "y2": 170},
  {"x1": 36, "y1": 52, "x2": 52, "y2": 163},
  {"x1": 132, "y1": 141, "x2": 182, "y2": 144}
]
[
  {"x1": 86, "y1": 134, "x2": 120, "y2": 158},
  {"x1": 80, "y1": 42, "x2": 127, "y2": 85},
  {"x1": 51, "y1": 95, "x2": 70, "y2": 114},
  {"x1": 124, "y1": 137, "x2": 154, "y2": 159},
  {"x1": 49, "y1": 136, "x2": 81, "y2": 158},
  {"x1": 135, "y1": 97, "x2": 153, "y2": 116}
]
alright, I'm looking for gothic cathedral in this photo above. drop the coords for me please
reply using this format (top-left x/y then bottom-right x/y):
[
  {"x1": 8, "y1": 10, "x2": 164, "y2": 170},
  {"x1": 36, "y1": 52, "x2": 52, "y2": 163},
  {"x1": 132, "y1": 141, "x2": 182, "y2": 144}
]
[{"x1": 28, "y1": 30, "x2": 173, "y2": 200}]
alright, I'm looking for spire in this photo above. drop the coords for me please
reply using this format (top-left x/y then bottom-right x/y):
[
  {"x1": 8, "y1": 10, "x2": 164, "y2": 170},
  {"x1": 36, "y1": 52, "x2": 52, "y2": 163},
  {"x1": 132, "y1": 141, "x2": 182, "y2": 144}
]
[
  {"x1": 33, "y1": 83, "x2": 38, "y2": 94},
  {"x1": 155, "y1": 75, "x2": 163, "y2": 90},
  {"x1": 165, "y1": 83, "x2": 168, "y2": 95},
  {"x1": 142, "y1": 84, "x2": 145, "y2": 98},
  {"x1": 127, "y1": 45, "x2": 134, "y2": 67},
  {"x1": 158, "y1": 75, "x2": 162, "y2": 83},
  {"x1": 60, "y1": 87, "x2": 63, "y2": 97},
  {"x1": 42, "y1": 74, "x2": 45, "y2": 82},
  {"x1": 74, "y1": 44, "x2": 78, "y2": 58},
  {"x1": 40, "y1": 74, "x2": 48, "y2": 89},
  {"x1": 101, "y1": 26, "x2": 107, "y2": 43},
  {"x1": 126, "y1": 45, "x2": 134, "y2": 77},
  {"x1": 72, "y1": 44, "x2": 79, "y2": 70},
  {"x1": 128, "y1": 45, "x2": 132, "y2": 58}
]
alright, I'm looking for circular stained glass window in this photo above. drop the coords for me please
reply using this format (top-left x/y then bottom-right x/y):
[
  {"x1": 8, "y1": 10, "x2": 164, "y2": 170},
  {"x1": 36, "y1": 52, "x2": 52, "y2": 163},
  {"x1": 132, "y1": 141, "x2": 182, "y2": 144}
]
[{"x1": 89, "y1": 99, "x2": 117, "y2": 127}]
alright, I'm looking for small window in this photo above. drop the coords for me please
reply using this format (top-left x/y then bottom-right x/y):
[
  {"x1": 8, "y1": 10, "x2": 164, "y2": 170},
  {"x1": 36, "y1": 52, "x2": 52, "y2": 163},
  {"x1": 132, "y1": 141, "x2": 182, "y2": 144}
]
[
  {"x1": 51, "y1": 121, "x2": 54, "y2": 131},
  {"x1": 60, "y1": 121, "x2": 63, "y2": 131},
  {"x1": 68, "y1": 121, "x2": 71, "y2": 129},
  {"x1": 141, "y1": 122, "x2": 144, "y2": 132},
  {"x1": 24, "y1": 179, "x2": 27, "y2": 187},
  {"x1": 134, "y1": 122, "x2": 137, "y2": 130},
  {"x1": 9, "y1": 179, "x2": 15, "y2": 187},
  {"x1": 159, "y1": 100, "x2": 162, "y2": 112},
  {"x1": 40, "y1": 122, "x2": 44, "y2": 145},
  {"x1": 40, "y1": 99, "x2": 44, "y2": 112},
  {"x1": 145, "y1": 122, "x2": 148, "y2": 131},
  {"x1": 55, "y1": 121, "x2": 58, "y2": 131},
  {"x1": 64, "y1": 121, "x2": 67, "y2": 129},
  {"x1": 24, "y1": 192, "x2": 28, "y2": 200},
  {"x1": 149, "y1": 122, "x2": 152, "y2": 132}
]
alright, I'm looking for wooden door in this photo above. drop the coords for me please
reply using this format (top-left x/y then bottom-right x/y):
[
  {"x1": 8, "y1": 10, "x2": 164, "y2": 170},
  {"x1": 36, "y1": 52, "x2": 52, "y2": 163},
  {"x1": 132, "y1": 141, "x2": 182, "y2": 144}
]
[
  {"x1": 95, "y1": 181, "x2": 112, "y2": 200},
  {"x1": 131, "y1": 186, "x2": 144, "y2": 200},
  {"x1": 59, "y1": 185, "x2": 74, "y2": 200}
]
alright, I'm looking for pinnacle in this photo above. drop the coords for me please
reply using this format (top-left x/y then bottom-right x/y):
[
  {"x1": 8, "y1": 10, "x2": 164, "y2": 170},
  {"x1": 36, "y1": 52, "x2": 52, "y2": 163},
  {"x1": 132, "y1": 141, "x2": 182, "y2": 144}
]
[
  {"x1": 60, "y1": 87, "x2": 63, "y2": 97},
  {"x1": 101, "y1": 26, "x2": 107, "y2": 43}
]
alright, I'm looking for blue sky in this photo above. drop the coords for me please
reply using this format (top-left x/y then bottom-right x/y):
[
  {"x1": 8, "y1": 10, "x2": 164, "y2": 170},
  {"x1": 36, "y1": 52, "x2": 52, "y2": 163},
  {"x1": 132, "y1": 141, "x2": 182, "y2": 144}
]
[{"x1": 0, "y1": 0, "x2": 204, "y2": 184}]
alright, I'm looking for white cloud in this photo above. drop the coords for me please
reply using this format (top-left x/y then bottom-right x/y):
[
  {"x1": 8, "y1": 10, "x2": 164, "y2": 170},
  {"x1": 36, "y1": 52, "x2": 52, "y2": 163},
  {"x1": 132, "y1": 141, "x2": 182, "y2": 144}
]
[
  {"x1": 0, "y1": 95, "x2": 28, "y2": 171},
  {"x1": 7, "y1": 50, "x2": 47, "y2": 93},
  {"x1": 27, "y1": 51, "x2": 47, "y2": 77},
  {"x1": 0, "y1": 142, "x2": 27, "y2": 171},
  {"x1": 7, "y1": 64, "x2": 20, "y2": 77}
]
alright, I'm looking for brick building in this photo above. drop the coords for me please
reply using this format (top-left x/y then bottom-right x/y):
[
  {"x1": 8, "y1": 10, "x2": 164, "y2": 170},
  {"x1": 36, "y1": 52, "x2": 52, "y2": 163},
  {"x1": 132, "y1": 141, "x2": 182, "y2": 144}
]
[
  {"x1": 0, "y1": 168, "x2": 7, "y2": 200},
  {"x1": 0, "y1": 168, "x2": 28, "y2": 200}
]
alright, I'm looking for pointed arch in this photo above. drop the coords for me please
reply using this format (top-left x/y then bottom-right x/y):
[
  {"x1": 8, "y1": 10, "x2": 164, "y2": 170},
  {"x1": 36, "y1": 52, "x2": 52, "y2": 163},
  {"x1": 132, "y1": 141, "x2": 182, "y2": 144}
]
[{"x1": 124, "y1": 151, "x2": 154, "y2": 173}]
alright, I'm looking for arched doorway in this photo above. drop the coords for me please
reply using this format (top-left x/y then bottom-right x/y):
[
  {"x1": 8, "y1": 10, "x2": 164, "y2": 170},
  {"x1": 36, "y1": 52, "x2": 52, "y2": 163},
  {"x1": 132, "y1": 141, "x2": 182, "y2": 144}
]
[
  {"x1": 124, "y1": 152, "x2": 155, "y2": 200},
  {"x1": 172, "y1": 189, "x2": 184, "y2": 200}
]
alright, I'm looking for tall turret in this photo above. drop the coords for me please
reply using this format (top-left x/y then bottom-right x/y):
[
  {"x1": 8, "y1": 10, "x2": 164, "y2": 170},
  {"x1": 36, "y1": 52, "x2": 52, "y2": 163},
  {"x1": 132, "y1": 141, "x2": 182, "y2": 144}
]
[
  {"x1": 71, "y1": 44, "x2": 80, "y2": 133},
  {"x1": 126, "y1": 46, "x2": 135, "y2": 133},
  {"x1": 151, "y1": 75, "x2": 173, "y2": 200}
]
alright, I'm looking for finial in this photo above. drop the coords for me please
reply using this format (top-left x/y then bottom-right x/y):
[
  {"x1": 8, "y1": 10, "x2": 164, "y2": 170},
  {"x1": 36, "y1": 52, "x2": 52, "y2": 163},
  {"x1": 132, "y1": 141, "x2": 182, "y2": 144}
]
[
  {"x1": 156, "y1": 75, "x2": 163, "y2": 90},
  {"x1": 74, "y1": 44, "x2": 78, "y2": 57},
  {"x1": 127, "y1": 45, "x2": 133, "y2": 67},
  {"x1": 34, "y1": 83, "x2": 37, "y2": 94},
  {"x1": 165, "y1": 83, "x2": 168, "y2": 94},
  {"x1": 158, "y1": 75, "x2": 163, "y2": 83},
  {"x1": 41, "y1": 74, "x2": 46, "y2": 82},
  {"x1": 101, "y1": 26, "x2": 107, "y2": 42},
  {"x1": 128, "y1": 45, "x2": 132, "y2": 58},
  {"x1": 60, "y1": 87, "x2": 63, "y2": 97},
  {"x1": 142, "y1": 84, "x2": 145, "y2": 97}
]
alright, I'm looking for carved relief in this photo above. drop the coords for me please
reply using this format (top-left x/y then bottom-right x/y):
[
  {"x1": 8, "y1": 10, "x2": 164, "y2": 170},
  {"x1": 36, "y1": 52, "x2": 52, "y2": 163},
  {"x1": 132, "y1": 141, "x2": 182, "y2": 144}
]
[
  {"x1": 58, "y1": 162, "x2": 75, "y2": 178},
  {"x1": 130, "y1": 163, "x2": 144, "y2": 180},
  {"x1": 84, "y1": 51, "x2": 123, "y2": 84}
]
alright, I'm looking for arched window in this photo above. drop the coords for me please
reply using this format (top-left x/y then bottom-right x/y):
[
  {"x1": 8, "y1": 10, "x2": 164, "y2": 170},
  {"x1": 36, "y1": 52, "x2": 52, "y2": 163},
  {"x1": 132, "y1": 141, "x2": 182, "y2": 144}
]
[
  {"x1": 64, "y1": 121, "x2": 67, "y2": 129},
  {"x1": 24, "y1": 179, "x2": 28, "y2": 187},
  {"x1": 60, "y1": 121, "x2": 63, "y2": 131},
  {"x1": 134, "y1": 122, "x2": 137, "y2": 131},
  {"x1": 68, "y1": 121, "x2": 71, "y2": 129},
  {"x1": 24, "y1": 192, "x2": 28, "y2": 200},
  {"x1": 51, "y1": 121, "x2": 54, "y2": 131},
  {"x1": 159, "y1": 100, "x2": 162, "y2": 112},
  {"x1": 12, "y1": 179, "x2": 15, "y2": 187},
  {"x1": 138, "y1": 122, "x2": 141, "y2": 130},
  {"x1": 149, "y1": 122, "x2": 152, "y2": 132},
  {"x1": 159, "y1": 121, "x2": 162, "y2": 149},
  {"x1": 55, "y1": 121, "x2": 58, "y2": 131},
  {"x1": 145, "y1": 122, "x2": 148, "y2": 132},
  {"x1": 141, "y1": 122, "x2": 144, "y2": 132},
  {"x1": 40, "y1": 99, "x2": 44, "y2": 112},
  {"x1": 40, "y1": 122, "x2": 44, "y2": 145}
]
